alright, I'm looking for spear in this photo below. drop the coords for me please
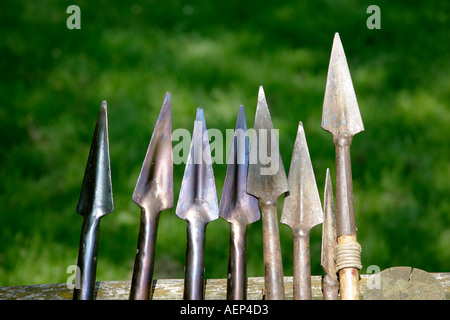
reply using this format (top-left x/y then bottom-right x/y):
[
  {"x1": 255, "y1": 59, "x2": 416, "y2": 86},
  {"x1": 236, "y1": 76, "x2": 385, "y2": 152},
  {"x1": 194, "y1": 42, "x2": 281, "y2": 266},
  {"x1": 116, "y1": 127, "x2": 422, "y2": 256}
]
[
  {"x1": 176, "y1": 108, "x2": 219, "y2": 300},
  {"x1": 74, "y1": 101, "x2": 114, "y2": 300},
  {"x1": 281, "y1": 122, "x2": 323, "y2": 300},
  {"x1": 129, "y1": 92, "x2": 173, "y2": 300},
  {"x1": 321, "y1": 168, "x2": 339, "y2": 300},
  {"x1": 321, "y1": 33, "x2": 364, "y2": 299},
  {"x1": 247, "y1": 86, "x2": 289, "y2": 300},
  {"x1": 219, "y1": 105, "x2": 260, "y2": 300}
]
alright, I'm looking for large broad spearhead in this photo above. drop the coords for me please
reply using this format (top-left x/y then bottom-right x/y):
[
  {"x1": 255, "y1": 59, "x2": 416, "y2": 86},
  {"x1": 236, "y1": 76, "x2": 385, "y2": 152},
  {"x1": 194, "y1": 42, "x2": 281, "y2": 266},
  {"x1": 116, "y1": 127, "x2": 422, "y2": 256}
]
[
  {"x1": 129, "y1": 92, "x2": 173, "y2": 300},
  {"x1": 74, "y1": 100, "x2": 113, "y2": 300},
  {"x1": 322, "y1": 32, "x2": 364, "y2": 238},
  {"x1": 247, "y1": 86, "x2": 288, "y2": 300},
  {"x1": 321, "y1": 33, "x2": 364, "y2": 139},
  {"x1": 281, "y1": 122, "x2": 323, "y2": 300},
  {"x1": 219, "y1": 105, "x2": 260, "y2": 300},
  {"x1": 176, "y1": 107, "x2": 218, "y2": 300},
  {"x1": 321, "y1": 168, "x2": 338, "y2": 300},
  {"x1": 77, "y1": 100, "x2": 113, "y2": 218},
  {"x1": 132, "y1": 92, "x2": 174, "y2": 212}
]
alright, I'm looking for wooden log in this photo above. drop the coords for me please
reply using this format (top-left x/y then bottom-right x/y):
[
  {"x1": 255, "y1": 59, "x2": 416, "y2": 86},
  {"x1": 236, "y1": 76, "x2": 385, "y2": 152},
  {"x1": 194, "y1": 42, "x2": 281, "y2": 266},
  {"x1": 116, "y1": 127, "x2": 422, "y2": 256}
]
[{"x1": 0, "y1": 273, "x2": 448, "y2": 300}]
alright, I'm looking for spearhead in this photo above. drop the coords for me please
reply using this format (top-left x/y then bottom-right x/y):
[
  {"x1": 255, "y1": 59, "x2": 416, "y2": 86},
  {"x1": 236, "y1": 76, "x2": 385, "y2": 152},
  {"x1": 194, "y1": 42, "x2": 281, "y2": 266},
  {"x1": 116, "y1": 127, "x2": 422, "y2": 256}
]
[
  {"x1": 219, "y1": 105, "x2": 260, "y2": 300},
  {"x1": 176, "y1": 107, "x2": 218, "y2": 224},
  {"x1": 74, "y1": 100, "x2": 113, "y2": 300},
  {"x1": 321, "y1": 168, "x2": 337, "y2": 276},
  {"x1": 219, "y1": 105, "x2": 260, "y2": 226},
  {"x1": 246, "y1": 86, "x2": 287, "y2": 300},
  {"x1": 129, "y1": 92, "x2": 173, "y2": 300},
  {"x1": 281, "y1": 122, "x2": 323, "y2": 232},
  {"x1": 321, "y1": 33, "x2": 364, "y2": 138},
  {"x1": 321, "y1": 32, "x2": 364, "y2": 300},
  {"x1": 176, "y1": 108, "x2": 218, "y2": 300},
  {"x1": 281, "y1": 122, "x2": 323, "y2": 300},
  {"x1": 321, "y1": 168, "x2": 338, "y2": 300},
  {"x1": 247, "y1": 86, "x2": 289, "y2": 201},
  {"x1": 77, "y1": 100, "x2": 114, "y2": 218},
  {"x1": 132, "y1": 92, "x2": 174, "y2": 212}
]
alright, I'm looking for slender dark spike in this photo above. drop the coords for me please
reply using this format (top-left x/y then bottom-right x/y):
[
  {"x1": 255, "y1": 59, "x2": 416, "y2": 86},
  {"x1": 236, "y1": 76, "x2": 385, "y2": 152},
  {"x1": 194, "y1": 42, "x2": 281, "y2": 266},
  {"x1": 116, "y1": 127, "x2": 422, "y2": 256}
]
[
  {"x1": 247, "y1": 86, "x2": 288, "y2": 300},
  {"x1": 176, "y1": 108, "x2": 219, "y2": 300},
  {"x1": 321, "y1": 168, "x2": 339, "y2": 300},
  {"x1": 219, "y1": 105, "x2": 260, "y2": 300},
  {"x1": 129, "y1": 92, "x2": 173, "y2": 300},
  {"x1": 74, "y1": 101, "x2": 113, "y2": 300},
  {"x1": 281, "y1": 122, "x2": 323, "y2": 300},
  {"x1": 321, "y1": 33, "x2": 364, "y2": 300}
]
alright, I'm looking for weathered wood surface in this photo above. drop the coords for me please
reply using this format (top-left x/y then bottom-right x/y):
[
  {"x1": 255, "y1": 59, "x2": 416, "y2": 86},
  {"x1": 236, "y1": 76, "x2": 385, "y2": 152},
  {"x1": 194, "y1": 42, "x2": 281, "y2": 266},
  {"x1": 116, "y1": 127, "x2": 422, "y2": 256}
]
[
  {"x1": 0, "y1": 273, "x2": 448, "y2": 300},
  {"x1": 364, "y1": 267, "x2": 446, "y2": 300}
]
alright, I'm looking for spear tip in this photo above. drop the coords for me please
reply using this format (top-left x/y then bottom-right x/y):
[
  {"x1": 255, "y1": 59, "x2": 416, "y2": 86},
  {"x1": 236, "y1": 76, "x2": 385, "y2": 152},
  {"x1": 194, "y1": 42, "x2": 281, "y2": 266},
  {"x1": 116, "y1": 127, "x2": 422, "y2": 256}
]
[
  {"x1": 196, "y1": 106, "x2": 204, "y2": 119},
  {"x1": 176, "y1": 108, "x2": 219, "y2": 223},
  {"x1": 77, "y1": 101, "x2": 114, "y2": 217},
  {"x1": 219, "y1": 106, "x2": 260, "y2": 225},
  {"x1": 257, "y1": 85, "x2": 266, "y2": 102},
  {"x1": 236, "y1": 105, "x2": 246, "y2": 128},
  {"x1": 321, "y1": 33, "x2": 364, "y2": 137},
  {"x1": 247, "y1": 86, "x2": 289, "y2": 201},
  {"x1": 281, "y1": 122, "x2": 323, "y2": 230},
  {"x1": 132, "y1": 92, "x2": 174, "y2": 212}
]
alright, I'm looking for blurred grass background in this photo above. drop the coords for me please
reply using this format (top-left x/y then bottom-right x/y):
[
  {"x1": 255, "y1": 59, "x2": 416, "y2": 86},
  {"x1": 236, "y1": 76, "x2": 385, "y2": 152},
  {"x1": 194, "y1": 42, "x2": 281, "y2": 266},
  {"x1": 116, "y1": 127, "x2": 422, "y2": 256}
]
[{"x1": 0, "y1": 0, "x2": 449, "y2": 286}]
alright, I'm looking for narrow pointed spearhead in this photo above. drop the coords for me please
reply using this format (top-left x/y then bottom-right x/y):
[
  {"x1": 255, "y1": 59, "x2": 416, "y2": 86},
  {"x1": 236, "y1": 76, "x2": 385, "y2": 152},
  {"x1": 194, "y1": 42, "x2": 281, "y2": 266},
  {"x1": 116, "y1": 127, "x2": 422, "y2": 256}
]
[
  {"x1": 77, "y1": 101, "x2": 114, "y2": 218},
  {"x1": 281, "y1": 122, "x2": 323, "y2": 231},
  {"x1": 321, "y1": 33, "x2": 364, "y2": 138},
  {"x1": 132, "y1": 92, "x2": 174, "y2": 212},
  {"x1": 219, "y1": 106, "x2": 260, "y2": 226},
  {"x1": 176, "y1": 108, "x2": 219, "y2": 223},
  {"x1": 321, "y1": 168, "x2": 337, "y2": 278},
  {"x1": 247, "y1": 86, "x2": 289, "y2": 201}
]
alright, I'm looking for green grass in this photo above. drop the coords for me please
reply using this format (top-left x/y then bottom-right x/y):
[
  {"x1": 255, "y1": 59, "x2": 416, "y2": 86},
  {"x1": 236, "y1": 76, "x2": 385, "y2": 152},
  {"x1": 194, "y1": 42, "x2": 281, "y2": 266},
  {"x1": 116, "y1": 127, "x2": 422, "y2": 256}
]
[{"x1": 0, "y1": 0, "x2": 449, "y2": 286}]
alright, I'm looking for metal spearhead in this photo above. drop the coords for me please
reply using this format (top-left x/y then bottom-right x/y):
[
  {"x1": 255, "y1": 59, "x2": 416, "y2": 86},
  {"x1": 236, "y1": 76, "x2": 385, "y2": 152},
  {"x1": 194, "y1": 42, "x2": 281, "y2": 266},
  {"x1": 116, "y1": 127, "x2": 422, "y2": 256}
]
[
  {"x1": 219, "y1": 105, "x2": 260, "y2": 300},
  {"x1": 77, "y1": 101, "x2": 114, "y2": 218},
  {"x1": 247, "y1": 86, "x2": 288, "y2": 300},
  {"x1": 321, "y1": 32, "x2": 364, "y2": 300},
  {"x1": 129, "y1": 92, "x2": 173, "y2": 300},
  {"x1": 281, "y1": 122, "x2": 323, "y2": 231},
  {"x1": 321, "y1": 33, "x2": 364, "y2": 138},
  {"x1": 74, "y1": 101, "x2": 114, "y2": 300},
  {"x1": 321, "y1": 168, "x2": 338, "y2": 300},
  {"x1": 247, "y1": 86, "x2": 289, "y2": 201},
  {"x1": 132, "y1": 92, "x2": 173, "y2": 212},
  {"x1": 281, "y1": 121, "x2": 323, "y2": 300},
  {"x1": 176, "y1": 107, "x2": 219, "y2": 300}
]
